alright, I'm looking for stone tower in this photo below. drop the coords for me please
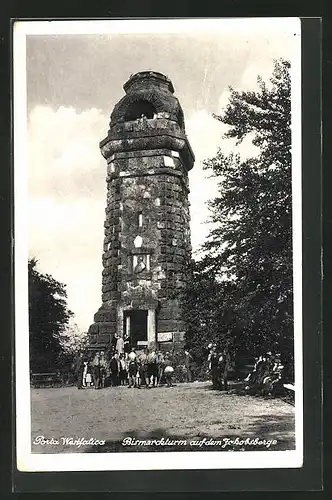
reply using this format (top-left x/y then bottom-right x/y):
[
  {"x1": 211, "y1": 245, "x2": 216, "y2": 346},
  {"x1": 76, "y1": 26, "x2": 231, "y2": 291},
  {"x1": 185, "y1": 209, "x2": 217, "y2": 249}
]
[{"x1": 88, "y1": 71, "x2": 194, "y2": 352}]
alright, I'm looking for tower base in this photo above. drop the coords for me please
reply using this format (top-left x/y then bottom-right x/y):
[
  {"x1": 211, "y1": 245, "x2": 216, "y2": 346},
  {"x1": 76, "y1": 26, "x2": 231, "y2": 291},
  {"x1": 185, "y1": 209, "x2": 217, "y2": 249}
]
[{"x1": 88, "y1": 299, "x2": 186, "y2": 353}]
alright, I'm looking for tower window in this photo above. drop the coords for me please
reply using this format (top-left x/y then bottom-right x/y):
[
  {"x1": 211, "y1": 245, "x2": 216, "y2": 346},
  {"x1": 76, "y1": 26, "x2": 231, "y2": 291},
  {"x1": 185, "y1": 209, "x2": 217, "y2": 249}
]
[
  {"x1": 138, "y1": 211, "x2": 143, "y2": 227},
  {"x1": 125, "y1": 100, "x2": 156, "y2": 121}
]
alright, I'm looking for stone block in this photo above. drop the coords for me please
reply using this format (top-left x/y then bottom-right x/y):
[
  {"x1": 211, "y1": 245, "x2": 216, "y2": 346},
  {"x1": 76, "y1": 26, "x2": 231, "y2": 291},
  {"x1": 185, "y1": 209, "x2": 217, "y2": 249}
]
[
  {"x1": 157, "y1": 313, "x2": 172, "y2": 323},
  {"x1": 99, "y1": 323, "x2": 116, "y2": 335},
  {"x1": 157, "y1": 319, "x2": 176, "y2": 331},
  {"x1": 88, "y1": 323, "x2": 99, "y2": 334},
  {"x1": 171, "y1": 341, "x2": 185, "y2": 352},
  {"x1": 98, "y1": 334, "x2": 111, "y2": 343},
  {"x1": 94, "y1": 309, "x2": 117, "y2": 323},
  {"x1": 89, "y1": 334, "x2": 98, "y2": 344}
]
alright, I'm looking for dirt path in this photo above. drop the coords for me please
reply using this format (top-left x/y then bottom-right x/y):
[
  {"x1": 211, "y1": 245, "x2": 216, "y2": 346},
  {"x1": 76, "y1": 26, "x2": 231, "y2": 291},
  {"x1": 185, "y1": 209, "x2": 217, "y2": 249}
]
[{"x1": 31, "y1": 382, "x2": 295, "y2": 453}]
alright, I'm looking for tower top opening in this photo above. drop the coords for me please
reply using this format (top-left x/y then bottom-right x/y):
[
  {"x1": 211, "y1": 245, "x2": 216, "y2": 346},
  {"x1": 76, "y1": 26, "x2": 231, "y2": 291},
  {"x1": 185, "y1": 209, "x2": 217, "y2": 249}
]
[{"x1": 123, "y1": 71, "x2": 175, "y2": 94}]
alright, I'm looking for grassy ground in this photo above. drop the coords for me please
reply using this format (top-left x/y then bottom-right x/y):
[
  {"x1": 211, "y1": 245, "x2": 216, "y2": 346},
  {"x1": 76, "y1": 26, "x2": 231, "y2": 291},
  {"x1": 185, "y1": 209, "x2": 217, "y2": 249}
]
[{"x1": 31, "y1": 381, "x2": 295, "y2": 453}]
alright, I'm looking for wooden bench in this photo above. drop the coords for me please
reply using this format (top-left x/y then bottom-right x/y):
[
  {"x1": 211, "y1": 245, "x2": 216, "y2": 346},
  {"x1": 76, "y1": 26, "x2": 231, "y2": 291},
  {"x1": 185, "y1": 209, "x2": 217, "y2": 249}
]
[{"x1": 31, "y1": 372, "x2": 61, "y2": 387}]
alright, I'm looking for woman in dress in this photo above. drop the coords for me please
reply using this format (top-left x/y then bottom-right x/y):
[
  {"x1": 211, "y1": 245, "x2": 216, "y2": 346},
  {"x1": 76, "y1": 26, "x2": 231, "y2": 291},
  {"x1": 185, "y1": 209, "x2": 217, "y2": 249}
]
[{"x1": 85, "y1": 363, "x2": 93, "y2": 387}]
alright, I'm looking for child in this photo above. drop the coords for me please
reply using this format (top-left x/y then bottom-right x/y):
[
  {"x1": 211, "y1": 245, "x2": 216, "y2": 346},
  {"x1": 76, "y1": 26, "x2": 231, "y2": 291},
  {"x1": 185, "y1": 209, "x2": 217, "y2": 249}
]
[
  {"x1": 119, "y1": 353, "x2": 127, "y2": 385},
  {"x1": 164, "y1": 363, "x2": 174, "y2": 388},
  {"x1": 128, "y1": 357, "x2": 138, "y2": 388},
  {"x1": 85, "y1": 370, "x2": 93, "y2": 387},
  {"x1": 147, "y1": 349, "x2": 158, "y2": 387},
  {"x1": 83, "y1": 361, "x2": 93, "y2": 387}
]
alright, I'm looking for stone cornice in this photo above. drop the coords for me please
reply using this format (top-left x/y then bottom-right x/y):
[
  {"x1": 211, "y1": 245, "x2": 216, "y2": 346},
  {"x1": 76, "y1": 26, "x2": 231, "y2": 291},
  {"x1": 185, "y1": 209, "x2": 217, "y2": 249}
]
[
  {"x1": 107, "y1": 169, "x2": 190, "y2": 194},
  {"x1": 100, "y1": 133, "x2": 195, "y2": 171}
]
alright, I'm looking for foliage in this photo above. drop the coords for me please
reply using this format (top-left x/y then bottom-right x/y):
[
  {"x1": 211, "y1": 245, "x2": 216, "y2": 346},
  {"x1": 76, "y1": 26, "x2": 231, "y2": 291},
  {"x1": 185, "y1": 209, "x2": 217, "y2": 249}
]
[
  {"x1": 182, "y1": 59, "x2": 293, "y2": 373},
  {"x1": 57, "y1": 321, "x2": 89, "y2": 370},
  {"x1": 58, "y1": 321, "x2": 89, "y2": 356},
  {"x1": 28, "y1": 258, "x2": 73, "y2": 373}
]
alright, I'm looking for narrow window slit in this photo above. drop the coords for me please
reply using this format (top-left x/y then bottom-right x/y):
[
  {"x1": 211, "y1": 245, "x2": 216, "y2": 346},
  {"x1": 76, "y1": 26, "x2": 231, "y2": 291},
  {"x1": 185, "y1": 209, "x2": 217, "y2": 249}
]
[{"x1": 138, "y1": 211, "x2": 143, "y2": 227}]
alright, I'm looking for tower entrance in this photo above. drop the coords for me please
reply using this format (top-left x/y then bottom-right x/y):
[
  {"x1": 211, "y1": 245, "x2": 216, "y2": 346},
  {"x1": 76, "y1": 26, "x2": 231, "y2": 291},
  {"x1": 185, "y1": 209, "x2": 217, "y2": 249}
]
[{"x1": 124, "y1": 310, "x2": 148, "y2": 348}]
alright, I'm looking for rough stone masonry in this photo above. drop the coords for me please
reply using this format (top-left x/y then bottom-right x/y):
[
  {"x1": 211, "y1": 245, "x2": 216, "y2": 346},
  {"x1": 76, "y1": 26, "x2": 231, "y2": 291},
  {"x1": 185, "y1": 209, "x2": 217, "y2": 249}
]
[{"x1": 88, "y1": 71, "x2": 195, "y2": 352}]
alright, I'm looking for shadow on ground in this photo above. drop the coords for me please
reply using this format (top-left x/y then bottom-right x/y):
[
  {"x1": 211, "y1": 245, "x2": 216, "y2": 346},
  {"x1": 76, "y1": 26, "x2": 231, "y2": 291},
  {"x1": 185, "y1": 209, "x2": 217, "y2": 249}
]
[{"x1": 202, "y1": 382, "x2": 295, "y2": 406}]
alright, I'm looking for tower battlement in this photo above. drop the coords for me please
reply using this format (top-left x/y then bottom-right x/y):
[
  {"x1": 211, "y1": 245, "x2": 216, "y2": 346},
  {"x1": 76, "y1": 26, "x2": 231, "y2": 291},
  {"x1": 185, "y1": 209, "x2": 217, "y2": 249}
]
[{"x1": 123, "y1": 71, "x2": 175, "y2": 93}]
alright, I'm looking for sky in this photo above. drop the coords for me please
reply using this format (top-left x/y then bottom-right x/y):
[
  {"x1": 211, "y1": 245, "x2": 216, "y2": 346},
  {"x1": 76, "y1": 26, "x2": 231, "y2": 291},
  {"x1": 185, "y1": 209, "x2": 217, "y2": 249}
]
[{"x1": 22, "y1": 19, "x2": 299, "y2": 331}]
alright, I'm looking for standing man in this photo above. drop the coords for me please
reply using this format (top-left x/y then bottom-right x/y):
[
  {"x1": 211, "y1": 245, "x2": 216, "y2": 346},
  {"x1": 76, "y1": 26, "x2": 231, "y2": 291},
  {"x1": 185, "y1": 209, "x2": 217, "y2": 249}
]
[
  {"x1": 218, "y1": 349, "x2": 231, "y2": 391},
  {"x1": 208, "y1": 346, "x2": 220, "y2": 390},
  {"x1": 124, "y1": 334, "x2": 130, "y2": 358},
  {"x1": 92, "y1": 351, "x2": 101, "y2": 389},
  {"x1": 116, "y1": 335, "x2": 125, "y2": 356},
  {"x1": 109, "y1": 353, "x2": 119, "y2": 387},
  {"x1": 75, "y1": 352, "x2": 84, "y2": 390},
  {"x1": 99, "y1": 351, "x2": 108, "y2": 389},
  {"x1": 139, "y1": 349, "x2": 149, "y2": 388},
  {"x1": 156, "y1": 350, "x2": 165, "y2": 386},
  {"x1": 184, "y1": 349, "x2": 194, "y2": 383}
]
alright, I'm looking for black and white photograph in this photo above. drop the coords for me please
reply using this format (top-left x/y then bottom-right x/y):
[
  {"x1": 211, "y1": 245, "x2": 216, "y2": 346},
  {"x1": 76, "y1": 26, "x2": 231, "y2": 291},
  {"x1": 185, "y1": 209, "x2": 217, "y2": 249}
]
[{"x1": 14, "y1": 18, "x2": 302, "y2": 472}]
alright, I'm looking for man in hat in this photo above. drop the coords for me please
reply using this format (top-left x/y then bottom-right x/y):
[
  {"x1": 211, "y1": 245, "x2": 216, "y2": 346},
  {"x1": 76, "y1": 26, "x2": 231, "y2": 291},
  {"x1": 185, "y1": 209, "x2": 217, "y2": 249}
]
[{"x1": 208, "y1": 346, "x2": 220, "y2": 389}]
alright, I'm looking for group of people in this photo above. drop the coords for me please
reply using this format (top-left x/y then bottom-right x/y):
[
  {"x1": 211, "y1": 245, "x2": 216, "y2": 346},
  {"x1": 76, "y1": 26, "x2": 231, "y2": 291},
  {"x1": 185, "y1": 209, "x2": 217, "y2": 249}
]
[
  {"x1": 74, "y1": 338, "x2": 286, "y2": 396},
  {"x1": 244, "y1": 352, "x2": 285, "y2": 396},
  {"x1": 75, "y1": 351, "x2": 108, "y2": 389},
  {"x1": 206, "y1": 344, "x2": 287, "y2": 395},
  {"x1": 121, "y1": 347, "x2": 175, "y2": 388},
  {"x1": 75, "y1": 344, "x2": 190, "y2": 390}
]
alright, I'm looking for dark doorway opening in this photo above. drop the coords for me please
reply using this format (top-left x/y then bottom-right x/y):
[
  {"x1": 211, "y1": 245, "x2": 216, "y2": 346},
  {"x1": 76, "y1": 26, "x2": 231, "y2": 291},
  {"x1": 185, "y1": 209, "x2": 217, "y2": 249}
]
[{"x1": 124, "y1": 310, "x2": 148, "y2": 348}]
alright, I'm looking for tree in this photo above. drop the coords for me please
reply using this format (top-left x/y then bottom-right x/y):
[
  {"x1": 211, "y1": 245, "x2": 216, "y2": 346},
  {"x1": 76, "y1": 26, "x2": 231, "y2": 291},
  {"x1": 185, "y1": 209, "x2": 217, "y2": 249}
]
[
  {"x1": 183, "y1": 59, "x2": 293, "y2": 371},
  {"x1": 57, "y1": 320, "x2": 89, "y2": 369},
  {"x1": 28, "y1": 258, "x2": 73, "y2": 372}
]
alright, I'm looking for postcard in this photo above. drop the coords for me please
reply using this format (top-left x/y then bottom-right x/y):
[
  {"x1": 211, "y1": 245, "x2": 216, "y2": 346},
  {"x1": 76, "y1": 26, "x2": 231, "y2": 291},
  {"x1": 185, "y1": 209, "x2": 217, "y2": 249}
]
[{"x1": 14, "y1": 17, "x2": 303, "y2": 473}]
